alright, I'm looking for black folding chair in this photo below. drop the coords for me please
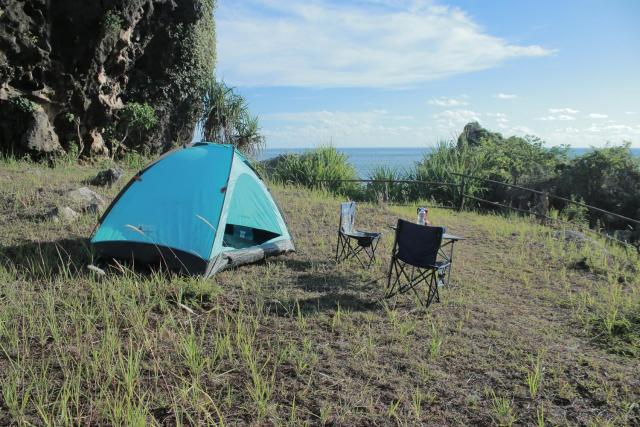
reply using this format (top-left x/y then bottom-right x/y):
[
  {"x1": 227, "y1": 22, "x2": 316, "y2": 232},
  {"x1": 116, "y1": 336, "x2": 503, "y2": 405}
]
[
  {"x1": 385, "y1": 219, "x2": 450, "y2": 307},
  {"x1": 335, "y1": 202, "x2": 381, "y2": 268}
]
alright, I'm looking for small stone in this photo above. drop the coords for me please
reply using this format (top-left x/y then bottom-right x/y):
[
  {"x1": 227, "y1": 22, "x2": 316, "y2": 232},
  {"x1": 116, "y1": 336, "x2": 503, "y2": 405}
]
[
  {"x1": 65, "y1": 187, "x2": 106, "y2": 212},
  {"x1": 45, "y1": 206, "x2": 79, "y2": 223},
  {"x1": 553, "y1": 230, "x2": 590, "y2": 244},
  {"x1": 90, "y1": 166, "x2": 124, "y2": 187},
  {"x1": 85, "y1": 202, "x2": 105, "y2": 215}
]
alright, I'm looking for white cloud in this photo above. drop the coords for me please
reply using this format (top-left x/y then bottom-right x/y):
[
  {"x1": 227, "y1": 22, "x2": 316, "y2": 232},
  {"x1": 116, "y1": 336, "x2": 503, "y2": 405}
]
[
  {"x1": 538, "y1": 115, "x2": 575, "y2": 121},
  {"x1": 260, "y1": 108, "x2": 640, "y2": 148},
  {"x1": 509, "y1": 125, "x2": 534, "y2": 135},
  {"x1": 262, "y1": 109, "x2": 432, "y2": 147},
  {"x1": 428, "y1": 96, "x2": 468, "y2": 107},
  {"x1": 485, "y1": 112, "x2": 507, "y2": 121},
  {"x1": 625, "y1": 111, "x2": 637, "y2": 115},
  {"x1": 547, "y1": 123, "x2": 640, "y2": 146},
  {"x1": 588, "y1": 113, "x2": 608, "y2": 119},
  {"x1": 433, "y1": 109, "x2": 482, "y2": 128},
  {"x1": 494, "y1": 93, "x2": 517, "y2": 99},
  {"x1": 548, "y1": 108, "x2": 579, "y2": 114},
  {"x1": 218, "y1": 0, "x2": 554, "y2": 87}
]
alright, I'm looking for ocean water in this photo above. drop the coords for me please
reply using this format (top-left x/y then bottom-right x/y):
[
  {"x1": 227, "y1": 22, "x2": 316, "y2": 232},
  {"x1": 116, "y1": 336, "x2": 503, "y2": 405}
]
[{"x1": 258, "y1": 147, "x2": 640, "y2": 178}]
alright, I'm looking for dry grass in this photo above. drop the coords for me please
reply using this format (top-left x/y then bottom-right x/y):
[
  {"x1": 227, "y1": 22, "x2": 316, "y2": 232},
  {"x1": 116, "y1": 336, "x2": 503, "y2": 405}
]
[{"x1": 0, "y1": 159, "x2": 638, "y2": 426}]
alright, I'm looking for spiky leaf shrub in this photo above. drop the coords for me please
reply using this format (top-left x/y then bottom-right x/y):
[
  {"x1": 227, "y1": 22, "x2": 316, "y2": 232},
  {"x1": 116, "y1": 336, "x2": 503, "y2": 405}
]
[
  {"x1": 365, "y1": 166, "x2": 410, "y2": 203},
  {"x1": 265, "y1": 146, "x2": 360, "y2": 198},
  {"x1": 200, "y1": 80, "x2": 265, "y2": 156},
  {"x1": 410, "y1": 140, "x2": 490, "y2": 206}
]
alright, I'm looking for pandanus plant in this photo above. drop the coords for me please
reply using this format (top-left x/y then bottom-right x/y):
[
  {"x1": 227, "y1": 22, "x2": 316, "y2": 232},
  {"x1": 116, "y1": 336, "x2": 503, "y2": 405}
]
[{"x1": 200, "y1": 80, "x2": 265, "y2": 156}]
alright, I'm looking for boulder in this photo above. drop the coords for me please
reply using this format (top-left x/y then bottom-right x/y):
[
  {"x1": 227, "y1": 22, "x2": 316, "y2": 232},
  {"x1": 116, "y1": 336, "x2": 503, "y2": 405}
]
[
  {"x1": 89, "y1": 129, "x2": 109, "y2": 157},
  {"x1": 21, "y1": 106, "x2": 63, "y2": 154},
  {"x1": 90, "y1": 166, "x2": 124, "y2": 187},
  {"x1": 553, "y1": 230, "x2": 591, "y2": 245},
  {"x1": 45, "y1": 206, "x2": 80, "y2": 223},
  {"x1": 65, "y1": 187, "x2": 106, "y2": 213}
]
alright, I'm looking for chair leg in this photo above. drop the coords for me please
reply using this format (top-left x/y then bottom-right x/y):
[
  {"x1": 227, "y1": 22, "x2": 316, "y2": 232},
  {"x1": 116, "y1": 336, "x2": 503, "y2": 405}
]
[
  {"x1": 351, "y1": 240, "x2": 368, "y2": 269},
  {"x1": 385, "y1": 260, "x2": 395, "y2": 298},
  {"x1": 336, "y1": 234, "x2": 349, "y2": 263},
  {"x1": 386, "y1": 258, "x2": 403, "y2": 298},
  {"x1": 426, "y1": 272, "x2": 440, "y2": 306},
  {"x1": 339, "y1": 237, "x2": 379, "y2": 269},
  {"x1": 409, "y1": 281, "x2": 426, "y2": 306},
  {"x1": 387, "y1": 264, "x2": 441, "y2": 308},
  {"x1": 365, "y1": 238, "x2": 380, "y2": 268}
]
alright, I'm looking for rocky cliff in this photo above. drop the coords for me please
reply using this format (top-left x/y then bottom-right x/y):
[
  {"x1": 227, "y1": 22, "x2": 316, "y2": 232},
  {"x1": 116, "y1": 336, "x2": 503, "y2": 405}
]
[{"x1": 0, "y1": 0, "x2": 215, "y2": 157}]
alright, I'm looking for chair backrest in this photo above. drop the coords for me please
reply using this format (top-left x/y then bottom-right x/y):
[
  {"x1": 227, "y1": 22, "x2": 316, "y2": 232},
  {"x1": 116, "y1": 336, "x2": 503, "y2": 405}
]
[
  {"x1": 339, "y1": 202, "x2": 356, "y2": 234},
  {"x1": 394, "y1": 219, "x2": 444, "y2": 268}
]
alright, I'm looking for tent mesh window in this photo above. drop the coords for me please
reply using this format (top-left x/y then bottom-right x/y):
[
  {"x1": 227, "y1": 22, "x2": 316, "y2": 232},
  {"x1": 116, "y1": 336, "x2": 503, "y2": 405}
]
[{"x1": 223, "y1": 224, "x2": 280, "y2": 249}]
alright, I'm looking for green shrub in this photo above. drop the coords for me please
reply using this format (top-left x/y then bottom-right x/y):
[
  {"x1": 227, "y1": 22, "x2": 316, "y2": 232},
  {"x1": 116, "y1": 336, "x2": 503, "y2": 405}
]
[
  {"x1": 475, "y1": 135, "x2": 569, "y2": 185},
  {"x1": 10, "y1": 97, "x2": 36, "y2": 114},
  {"x1": 559, "y1": 195, "x2": 589, "y2": 225},
  {"x1": 104, "y1": 102, "x2": 157, "y2": 157},
  {"x1": 120, "y1": 102, "x2": 157, "y2": 133},
  {"x1": 410, "y1": 140, "x2": 489, "y2": 206},
  {"x1": 558, "y1": 143, "x2": 640, "y2": 228},
  {"x1": 365, "y1": 166, "x2": 409, "y2": 203},
  {"x1": 51, "y1": 142, "x2": 81, "y2": 167},
  {"x1": 265, "y1": 147, "x2": 360, "y2": 197},
  {"x1": 102, "y1": 10, "x2": 123, "y2": 37},
  {"x1": 411, "y1": 128, "x2": 571, "y2": 212}
]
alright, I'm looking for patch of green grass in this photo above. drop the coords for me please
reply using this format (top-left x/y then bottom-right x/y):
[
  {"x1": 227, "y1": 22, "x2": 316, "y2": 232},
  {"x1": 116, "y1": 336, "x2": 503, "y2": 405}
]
[
  {"x1": 526, "y1": 350, "x2": 545, "y2": 399},
  {"x1": 489, "y1": 390, "x2": 517, "y2": 427}
]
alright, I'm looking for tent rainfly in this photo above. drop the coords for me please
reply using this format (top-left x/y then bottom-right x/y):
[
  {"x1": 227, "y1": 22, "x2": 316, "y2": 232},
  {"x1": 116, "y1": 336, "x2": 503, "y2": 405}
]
[{"x1": 91, "y1": 142, "x2": 294, "y2": 275}]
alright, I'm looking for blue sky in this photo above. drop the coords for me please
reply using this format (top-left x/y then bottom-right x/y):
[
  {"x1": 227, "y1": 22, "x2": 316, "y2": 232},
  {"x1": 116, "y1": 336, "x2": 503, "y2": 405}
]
[{"x1": 215, "y1": 0, "x2": 640, "y2": 148}]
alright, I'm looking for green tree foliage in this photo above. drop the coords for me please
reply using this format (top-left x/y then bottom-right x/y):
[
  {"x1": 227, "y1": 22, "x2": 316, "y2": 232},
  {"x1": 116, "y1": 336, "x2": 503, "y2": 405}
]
[
  {"x1": 200, "y1": 80, "x2": 265, "y2": 155},
  {"x1": 419, "y1": 123, "x2": 638, "y2": 228},
  {"x1": 450, "y1": 122, "x2": 571, "y2": 185},
  {"x1": 120, "y1": 102, "x2": 158, "y2": 134},
  {"x1": 558, "y1": 143, "x2": 640, "y2": 226},
  {"x1": 476, "y1": 135, "x2": 569, "y2": 184},
  {"x1": 417, "y1": 126, "x2": 569, "y2": 192},
  {"x1": 105, "y1": 102, "x2": 157, "y2": 157}
]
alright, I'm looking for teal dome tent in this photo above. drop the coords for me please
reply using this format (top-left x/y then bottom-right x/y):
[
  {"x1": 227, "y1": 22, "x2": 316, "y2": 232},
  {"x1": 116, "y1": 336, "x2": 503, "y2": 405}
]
[{"x1": 91, "y1": 143, "x2": 294, "y2": 276}]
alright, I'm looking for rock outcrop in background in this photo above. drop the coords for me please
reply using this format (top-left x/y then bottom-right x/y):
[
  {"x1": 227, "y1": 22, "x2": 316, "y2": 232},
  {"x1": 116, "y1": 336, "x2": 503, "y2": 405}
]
[{"x1": 0, "y1": 0, "x2": 215, "y2": 157}]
